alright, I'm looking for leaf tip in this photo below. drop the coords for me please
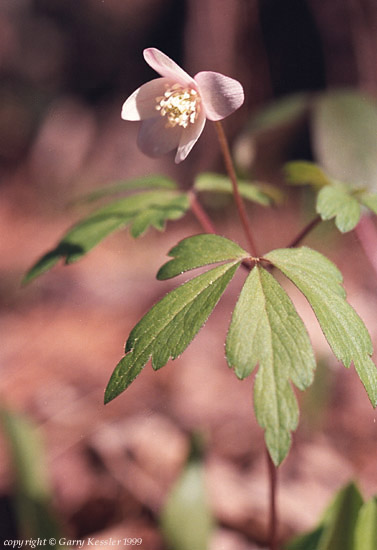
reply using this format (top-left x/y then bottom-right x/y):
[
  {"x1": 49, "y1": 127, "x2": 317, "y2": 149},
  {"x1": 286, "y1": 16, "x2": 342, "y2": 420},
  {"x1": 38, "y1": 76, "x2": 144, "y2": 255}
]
[
  {"x1": 21, "y1": 272, "x2": 33, "y2": 287},
  {"x1": 104, "y1": 375, "x2": 125, "y2": 404}
]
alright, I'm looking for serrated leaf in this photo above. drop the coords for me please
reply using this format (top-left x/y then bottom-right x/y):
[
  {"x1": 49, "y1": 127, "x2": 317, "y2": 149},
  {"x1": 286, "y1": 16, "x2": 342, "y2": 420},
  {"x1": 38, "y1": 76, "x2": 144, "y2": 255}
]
[
  {"x1": 354, "y1": 497, "x2": 377, "y2": 550},
  {"x1": 74, "y1": 175, "x2": 177, "y2": 204},
  {"x1": 284, "y1": 161, "x2": 332, "y2": 188},
  {"x1": 105, "y1": 261, "x2": 240, "y2": 403},
  {"x1": 194, "y1": 172, "x2": 279, "y2": 206},
  {"x1": 157, "y1": 234, "x2": 249, "y2": 280},
  {"x1": 129, "y1": 194, "x2": 189, "y2": 237},
  {"x1": 23, "y1": 191, "x2": 189, "y2": 284},
  {"x1": 265, "y1": 247, "x2": 377, "y2": 407},
  {"x1": 226, "y1": 266, "x2": 315, "y2": 465},
  {"x1": 313, "y1": 90, "x2": 377, "y2": 191},
  {"x1": 316, "y1": 185, "x2": 361, "y2": 232},
  {"x1": 360, "y1": 193, "x2": 377, "y2": 216}
]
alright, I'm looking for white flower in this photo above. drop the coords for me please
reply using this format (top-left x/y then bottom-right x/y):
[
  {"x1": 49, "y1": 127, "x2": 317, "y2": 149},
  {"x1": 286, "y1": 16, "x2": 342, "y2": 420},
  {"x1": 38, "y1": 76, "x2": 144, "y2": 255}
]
[{"x1": 121, "y1": 48, "x2": 244, "y2": 163}]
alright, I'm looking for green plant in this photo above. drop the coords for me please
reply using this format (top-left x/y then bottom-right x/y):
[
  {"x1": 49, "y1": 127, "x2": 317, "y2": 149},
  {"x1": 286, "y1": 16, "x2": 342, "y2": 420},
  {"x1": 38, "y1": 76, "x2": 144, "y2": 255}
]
[{"x1": 24, "y1": 50, "x2": 377, "y2": 549}]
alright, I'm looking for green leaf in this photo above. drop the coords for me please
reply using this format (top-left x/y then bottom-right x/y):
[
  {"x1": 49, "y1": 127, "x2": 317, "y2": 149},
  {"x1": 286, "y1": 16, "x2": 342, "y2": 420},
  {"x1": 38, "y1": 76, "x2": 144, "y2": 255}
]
[
  {"x1": 318, "y1": 482, "x2": 363, "y2": 550},
  {"x1": 74, "y1": 175, "x2": 177, "y2": 204},
  {"x1": 129, "y1": 193, "x2": 189, "y2": 237},
  {"x1": 194, "y1": 172, "x2": 279, "y2": 206},
  {"x1": 248, "y1": 93, "x2": 311, "y2": 133},
  {"x1": 285, "y1": 482, "x2": 363, "y2": 550},
  {"x1": 160, "y1": 436, "x2": 214, "y2": 550},
  {"x1": 284, "y1": 526, "x2": 324, "y2": 550},
  {"x1": 360, "y1": 193, "x2": 377, "y2": 216},
  {"x1": 1, "y1": 409, "x2": 62, "y2": 540},
  {"x1": 354, "y1": 497, "x2": 377, "y2": 550},
  {"x1": 284, "y1": 161, "x2": 332, "y2": 188},
  {"x1": 105, "y1": 261, "x2": 240, "y2": 403},
  {"x1": 23, "y1": 190, "x2": 189, "y2": 284},
  {"x1": 265, "y1": 247, "x2": 377, "y2": 407},
  {"x1": 316, "y1": 185, "x2": 361, "y2": 232},
  {"x1": 157, "y1": 234, "x2": 249, "y2": 280},
  {"x1": 226, "y1": 266, "x2": 315, "y2": 465},
  {"x1": 313, "y1": 90, "x2": 377, "y2": 191}
]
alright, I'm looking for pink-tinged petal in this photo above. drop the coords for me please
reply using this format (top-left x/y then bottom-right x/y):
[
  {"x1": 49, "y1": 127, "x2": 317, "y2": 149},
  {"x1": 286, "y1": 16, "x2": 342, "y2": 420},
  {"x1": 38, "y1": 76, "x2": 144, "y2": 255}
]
[
  {"x1": 175, "y1": 109, "x2": 206, "y2": 163},
  {"x1": 194, "y1": 71, "x2": 244, "y2": 121},
  {"x1": 121, "y1": 78, "x2": 170, "y2": 121},
  {"x1": 137, "y1": 116, "x2": 182, "y2": 158},
  {"x1": 144, "y1": 48, "x2": 195, "y2": 88}
]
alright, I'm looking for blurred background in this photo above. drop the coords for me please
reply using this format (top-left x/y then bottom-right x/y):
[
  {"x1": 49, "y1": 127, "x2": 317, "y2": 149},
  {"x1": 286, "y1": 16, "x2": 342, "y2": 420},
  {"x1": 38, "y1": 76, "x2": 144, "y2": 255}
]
[{"x1": 1, "y1": 1, "x2": 377, "y2": 548}]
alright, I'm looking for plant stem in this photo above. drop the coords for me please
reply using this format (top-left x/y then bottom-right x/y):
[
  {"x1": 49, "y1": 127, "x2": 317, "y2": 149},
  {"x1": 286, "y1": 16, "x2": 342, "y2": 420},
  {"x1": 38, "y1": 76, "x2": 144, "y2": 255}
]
[
  {"x1": 266, "y1": 447, "x2": 279, "y2": 550},
  {"x1": 214, "y1": 121, "x2": 259, "y2": 257},
  {"x1": 188, "y1": 191, "x2": 217, "y2": 234},
  {"x1": 287, "y1": 215, "x2": 322, "y2": 248},
  {"x1": 355, "y1": 215, "x2": 377, "y2": 279}
]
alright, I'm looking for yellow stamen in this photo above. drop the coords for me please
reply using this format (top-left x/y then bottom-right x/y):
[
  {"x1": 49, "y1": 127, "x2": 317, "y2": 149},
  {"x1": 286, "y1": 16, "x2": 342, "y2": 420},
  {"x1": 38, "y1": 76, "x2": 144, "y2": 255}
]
[{"x1": 156, "y1": 83, "x2": 200, "y2": 128}]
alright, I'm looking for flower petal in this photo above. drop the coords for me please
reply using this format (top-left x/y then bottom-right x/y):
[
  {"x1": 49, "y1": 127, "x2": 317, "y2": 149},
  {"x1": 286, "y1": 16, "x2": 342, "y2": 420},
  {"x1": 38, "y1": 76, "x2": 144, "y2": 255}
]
[
  {"x1": 144, "y1": 48, "x2": 195, "y2": 87},
  {"x1": 194, "y1": 71, "x2": 244, "y2": 121},
  {"x1": 137, "y1": 116, "x2": 182, "y2": 158},
  {"x1": 175, "y1": 109, "x2": 206, "y2": 163},
  {"x1": 121, "y1": 78, "x2": 170, "y2": 121}
]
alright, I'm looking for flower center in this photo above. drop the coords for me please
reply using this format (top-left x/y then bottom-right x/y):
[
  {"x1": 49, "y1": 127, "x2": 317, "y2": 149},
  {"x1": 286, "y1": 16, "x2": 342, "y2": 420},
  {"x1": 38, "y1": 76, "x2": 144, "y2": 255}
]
[{"x1": 156, "y1": 84, "x2": 200, "y2": 128}]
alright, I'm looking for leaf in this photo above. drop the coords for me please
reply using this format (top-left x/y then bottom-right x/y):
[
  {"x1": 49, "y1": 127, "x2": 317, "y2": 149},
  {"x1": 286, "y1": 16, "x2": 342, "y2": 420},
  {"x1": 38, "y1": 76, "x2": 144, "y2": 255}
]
[
  {"x1": 316, "y1": 185, "x2": 361, "y2": 232},
  {"x1": 105, "y1": 261, "x2": 240, "y2": 403},
  {"x1": 285, "y1": 482, "x2": 363, "y2": 550},
  {"x1": 74, "y1": 175, "x2": 177, "y2": 204},
  {"x1": 312, "y1": 90, "x2": 377, "y2": 191},
  {"x1": 360, "y1": 193, "x2": 377, "y2": 216},
  {"x1": 129, "y1": 194, "x2": 189, "y2": 237},
  {"x1": 23, "y1": 190, "x2": 189, "y2": 284},
  {"x1": 226, "y1": 266, "x2": 315, "y2": 465},
  {"x1": 194, "y1": 172, "x2": 279, "y2": 206},
  {"x1": 1, "y1": 409, "x2": 62, "y2": 540},
  {"x1": 317, "y1": 482, "x2": 363, "y2": 550},
  {"x1": 265, "y1": 247, "x2": 377, "y2": 407},
  {"x1": 160, "y1": 436, "x2": 214, "y2": 550},
  {"x1": 284, "y1": 161, "x2": 332, "y2": 188},
  {"x1": 354, "y1": 497, "x2": 377, "y2": 550},
  {"x1": 284, "y1": 526, "x2": 324, "y2": 550},
  {"x1": 157, "y1": 234, "x2": 249, "y2": 280},
  {"x1": 248, "y1": 93, "x2": 311, "y2": 133}
]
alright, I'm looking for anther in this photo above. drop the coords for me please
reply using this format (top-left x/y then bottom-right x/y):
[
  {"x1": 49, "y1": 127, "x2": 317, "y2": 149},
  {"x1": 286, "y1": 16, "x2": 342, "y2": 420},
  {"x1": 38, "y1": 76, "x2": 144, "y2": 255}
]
[{"x1": 155, "y1": 84, "x2": 200, "y2": 128}]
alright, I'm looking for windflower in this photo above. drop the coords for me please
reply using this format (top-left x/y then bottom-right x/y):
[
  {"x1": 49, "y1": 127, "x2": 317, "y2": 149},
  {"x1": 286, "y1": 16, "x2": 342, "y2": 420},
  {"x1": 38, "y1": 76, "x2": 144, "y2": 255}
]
[{"x1": 121, "y1": 48, "x2": 244, "y2": 163}]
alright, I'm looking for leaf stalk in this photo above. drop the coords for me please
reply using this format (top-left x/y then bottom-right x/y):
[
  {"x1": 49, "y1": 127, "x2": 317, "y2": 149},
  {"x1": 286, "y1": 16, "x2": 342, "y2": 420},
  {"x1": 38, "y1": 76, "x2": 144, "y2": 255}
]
[
  {"x1": 188, "y1": 191, "x2": 217, "y2": 234},
  {"x1": 267, "y1": 447, "x2": 279, "y2": 550},
  {"x1": 214, "y1": 121, "x2": 259, "y2": 257},
  {"x1": 287, "y1": 215, "x2": 322, "y2": 248}
]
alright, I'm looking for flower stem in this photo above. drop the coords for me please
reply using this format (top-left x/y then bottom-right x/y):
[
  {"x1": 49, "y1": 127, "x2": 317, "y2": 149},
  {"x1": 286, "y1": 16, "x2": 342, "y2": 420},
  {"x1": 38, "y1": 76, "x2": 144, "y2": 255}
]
[
  {"x1": 266, "y1": 447, "x2": 279, "y2": 550},
  {"x1": 214, "y1": 121, "x2": 259, "y2": 257},
  {"x1": 287, "y1": 215, "x2": 322, "y2": 248},
  {"x1": 355, "y1": 215, "x2": 377, "y2": 279}
]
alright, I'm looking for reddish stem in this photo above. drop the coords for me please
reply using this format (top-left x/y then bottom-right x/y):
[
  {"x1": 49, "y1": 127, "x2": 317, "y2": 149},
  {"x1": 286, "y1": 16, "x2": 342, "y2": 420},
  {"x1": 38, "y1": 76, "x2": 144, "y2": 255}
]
[
  {"x1": 266, "y1": 447, "x2": 279, "y2": 550},
  {"x1": 287, "y1": 215, "x2": 322, "y2": 248},
  {"x1": 214, "y1": 121, "x2": 259, "y2": 257},
  {"x1": 188, "y1": 191, "x2": 217, "y2": 234},
  {"x1": 355, "y1": 215, "x2": 377, "y2": 278}
]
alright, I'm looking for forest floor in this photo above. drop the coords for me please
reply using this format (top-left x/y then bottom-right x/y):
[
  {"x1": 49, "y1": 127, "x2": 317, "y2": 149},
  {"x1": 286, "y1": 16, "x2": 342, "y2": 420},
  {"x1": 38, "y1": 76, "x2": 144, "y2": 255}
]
[{"x1": 1, "y1": 164, "x2": 377, "y2": 550}]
